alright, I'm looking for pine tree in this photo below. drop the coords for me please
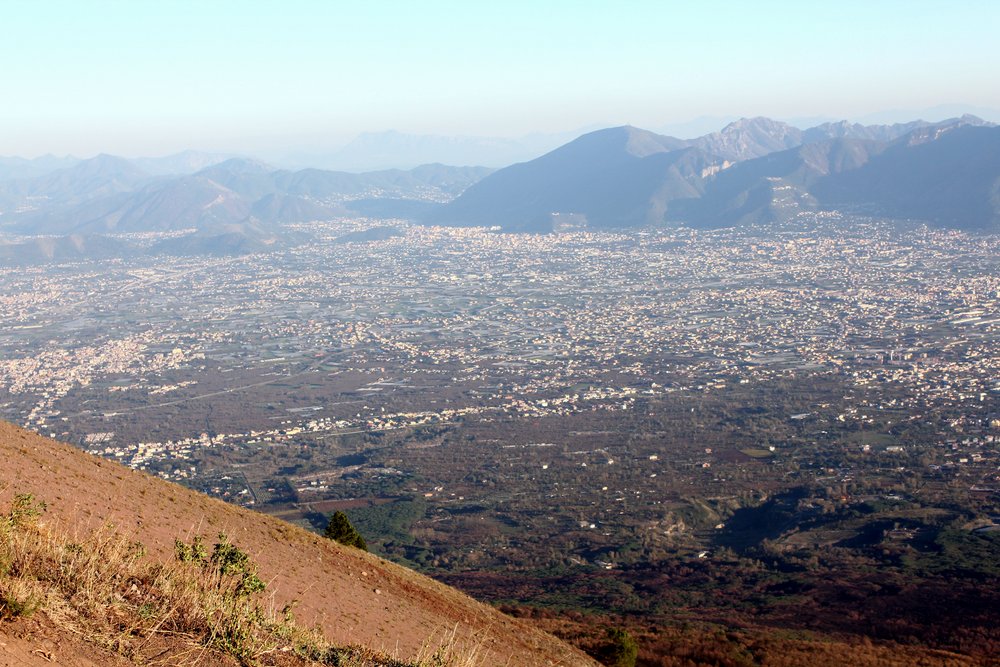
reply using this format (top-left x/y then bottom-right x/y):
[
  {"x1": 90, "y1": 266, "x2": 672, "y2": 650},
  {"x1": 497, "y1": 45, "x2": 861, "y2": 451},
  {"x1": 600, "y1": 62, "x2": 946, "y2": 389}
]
[
  {"x1": 323, "y1": 511, "x2": 367, "y2": 550},
  {"x1": 600, "y1": 627, "x2": 638, "y2": 667}
]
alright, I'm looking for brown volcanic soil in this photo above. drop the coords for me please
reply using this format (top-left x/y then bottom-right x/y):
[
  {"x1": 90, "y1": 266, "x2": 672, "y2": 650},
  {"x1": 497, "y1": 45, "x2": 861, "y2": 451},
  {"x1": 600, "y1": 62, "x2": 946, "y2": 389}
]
[
  {"x1": 0, "y1": 421, "x2": 597, "y2": 667},
  {"x1": 0, "y1": 615, "x2": 137, "y2": 667}
]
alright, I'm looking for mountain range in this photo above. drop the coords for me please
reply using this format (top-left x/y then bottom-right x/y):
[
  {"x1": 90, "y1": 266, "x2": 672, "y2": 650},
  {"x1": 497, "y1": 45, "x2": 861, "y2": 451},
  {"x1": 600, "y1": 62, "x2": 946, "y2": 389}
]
[
  {"x1": 0, "y1": 156, "x2": 491, "y2": 234},
  {"x1": 0, "y1": 157, "x2": 492, "y2": 260},
  {"x1": 431, "y1": 115, "x2": 1000, "y2": 232},
  {"x1": 2, "y1": 114, "x2": 998, "y2": 265}
]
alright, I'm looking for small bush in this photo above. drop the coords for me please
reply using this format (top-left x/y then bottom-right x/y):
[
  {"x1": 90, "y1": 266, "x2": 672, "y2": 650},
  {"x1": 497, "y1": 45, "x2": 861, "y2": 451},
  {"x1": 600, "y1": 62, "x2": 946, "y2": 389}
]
[
  {"x1": 0, "y1": 578, "x2": 43, "y2": 619},
  {"x1": 8, "y1": 493, "x2": 46, "y2": 526},
  {"x1": 174, "y1": 534, "x2": 208, "y2": 563},
  {"x1": 324, "y1": 511, "x2": 368, "y2": 550},
  {"x1": 598, "y1": 627, "x2": 638, "y2": 667}
]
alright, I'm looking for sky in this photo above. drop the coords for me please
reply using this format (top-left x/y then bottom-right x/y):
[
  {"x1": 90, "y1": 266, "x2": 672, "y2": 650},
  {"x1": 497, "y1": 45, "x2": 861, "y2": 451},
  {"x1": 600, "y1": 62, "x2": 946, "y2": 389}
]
[{"x1": 3, "y1": 0, "x2": 1000, "y2": 158}]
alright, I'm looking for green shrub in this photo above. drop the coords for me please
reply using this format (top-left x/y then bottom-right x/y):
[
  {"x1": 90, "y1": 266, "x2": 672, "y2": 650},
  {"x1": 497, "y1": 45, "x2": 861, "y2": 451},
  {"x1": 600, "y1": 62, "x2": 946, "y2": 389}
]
[
  {"x1": 174, "y1": 534, "x2": 208, "y2": 563},
  {"x1": 599, "y1": 627, "x2": 638, "y2": 667},
  {"x1": 5, "y1": 493, "x2": 46, "y2": 529},
  {"x1": 0, "y1": 579, "x2": 42, "y2": 619},
  {"x1": 324, "y1": 511, "x2": 368, "y2": 550}
]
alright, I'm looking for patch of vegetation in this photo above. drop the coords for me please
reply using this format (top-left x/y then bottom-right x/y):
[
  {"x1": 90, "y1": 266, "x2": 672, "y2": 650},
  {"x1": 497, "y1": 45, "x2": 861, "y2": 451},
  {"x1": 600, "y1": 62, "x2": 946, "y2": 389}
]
[
  {"x1": 0, "y1": 494, "x2": 487, "y2": 666},
  {"x1": 594, "y1": 627, "x2": 637, "y2": 667},
  {"x1": 0, "y1": 494, "x2": 46, "y2": 619},
  {"x1": 740, "y1": 448, "x2": 775, "y2": 459},
  {"x1": 347, "y1": 497, "x2": 427, "y2": 548},
  {"x1": 902, "y1": 526, "x2": 1000, "y2": 578},
  {"x1": 324, "y1": 511, "x2": 368, "y2": 550}
]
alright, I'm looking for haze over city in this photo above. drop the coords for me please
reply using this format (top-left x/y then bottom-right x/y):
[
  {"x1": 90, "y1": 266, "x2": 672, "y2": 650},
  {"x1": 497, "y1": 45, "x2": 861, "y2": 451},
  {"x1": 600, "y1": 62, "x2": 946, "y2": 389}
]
[{"x1": 4, "y1": 0, "x2": 1000, "y2": 163}]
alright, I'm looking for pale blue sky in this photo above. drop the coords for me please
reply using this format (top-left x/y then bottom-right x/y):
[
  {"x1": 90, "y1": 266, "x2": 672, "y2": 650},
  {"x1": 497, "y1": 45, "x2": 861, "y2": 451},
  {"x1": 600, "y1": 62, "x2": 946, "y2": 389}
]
[{"x1": 3, "y1": 0, "x2": 999, "y2": 157}]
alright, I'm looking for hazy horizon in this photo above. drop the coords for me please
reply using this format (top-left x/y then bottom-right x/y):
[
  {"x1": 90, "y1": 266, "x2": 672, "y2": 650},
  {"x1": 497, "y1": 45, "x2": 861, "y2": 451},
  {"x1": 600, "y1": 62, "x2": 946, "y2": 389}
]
[
  {"x1": 4, "y1": 1, "x2": 1000, "y2": 161},
  {"x1": 5, "y1": 103, "x2": 999, "y2": 174}
]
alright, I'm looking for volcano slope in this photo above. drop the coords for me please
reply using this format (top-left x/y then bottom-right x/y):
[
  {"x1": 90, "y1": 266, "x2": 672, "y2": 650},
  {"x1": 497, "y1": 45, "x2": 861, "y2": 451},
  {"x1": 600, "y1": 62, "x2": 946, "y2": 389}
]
[{"x1": 0, "y1": 421, "x2": 596, "y2": 667}]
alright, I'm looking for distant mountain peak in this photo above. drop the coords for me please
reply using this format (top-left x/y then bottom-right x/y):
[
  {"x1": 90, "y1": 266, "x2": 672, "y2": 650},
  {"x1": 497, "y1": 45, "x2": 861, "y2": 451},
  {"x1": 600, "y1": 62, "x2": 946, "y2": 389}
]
[
  {"x1": 720, "y1": 116, "x2": 798, "y2": 132},
  {"x1": 79, "y1": 153, "x2": 147, "y2": 172},
  {"x1": 131, "y1": 150, "x2": 235, "y2": 176},
  {"x1": 899, "y1": 114, "x2": 994, "y2": 146},
  {"x1": 957, "y1": 113, "x2": 988, "y2": 123},
  {"x1": 692, "y1": 117, "x2": 803, "y2": 161},
  {"x1": 198, "y1": 156, "x2": 275, "y2": 176},
  {"x1": 555, "y1": 125, "x2": 687, "y2": 159}
]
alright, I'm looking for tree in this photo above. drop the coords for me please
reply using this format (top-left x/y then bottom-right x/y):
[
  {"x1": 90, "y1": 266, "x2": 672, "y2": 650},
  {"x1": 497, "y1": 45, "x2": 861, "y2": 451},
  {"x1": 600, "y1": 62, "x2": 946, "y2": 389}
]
[
  {"x1": 599, "y1": 627, "x2": 637, "y2": 667},
  {"x1": 324, "y1": 511, "x2": 367, "y2": 550}
]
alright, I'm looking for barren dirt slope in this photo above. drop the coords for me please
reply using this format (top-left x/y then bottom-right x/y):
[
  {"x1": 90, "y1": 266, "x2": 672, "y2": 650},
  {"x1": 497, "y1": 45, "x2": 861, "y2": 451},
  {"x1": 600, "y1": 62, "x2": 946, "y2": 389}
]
[{"x1": 0, "y1": 421, "x2": 597, "y2": 666}]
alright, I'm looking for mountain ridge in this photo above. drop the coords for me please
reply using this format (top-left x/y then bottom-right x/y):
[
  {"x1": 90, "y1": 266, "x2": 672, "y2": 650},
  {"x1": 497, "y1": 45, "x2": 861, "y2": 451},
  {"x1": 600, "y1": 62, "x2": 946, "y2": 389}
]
[
  {"x1": 1, "y1": 158, "x2": 492, "y2": 239},
  {"x1": 428, "y1": 126, "x2": 721, "y2": 231},
  {"x1": 3, "y1": 114, "x2": 998, "y2": 250},
  {"x1": 434, "y1": 115, "x2": 999, "y2": 233}
]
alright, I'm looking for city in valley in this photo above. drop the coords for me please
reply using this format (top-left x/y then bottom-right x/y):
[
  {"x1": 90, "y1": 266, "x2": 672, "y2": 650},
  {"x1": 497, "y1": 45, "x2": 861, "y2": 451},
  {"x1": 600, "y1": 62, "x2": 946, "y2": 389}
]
[
  {"x1": 6, "y1": 4, "x2": 1000, "y2": 665},
  {"x1": 2, "y1": 214, "x2": 999, "y2": 656}
]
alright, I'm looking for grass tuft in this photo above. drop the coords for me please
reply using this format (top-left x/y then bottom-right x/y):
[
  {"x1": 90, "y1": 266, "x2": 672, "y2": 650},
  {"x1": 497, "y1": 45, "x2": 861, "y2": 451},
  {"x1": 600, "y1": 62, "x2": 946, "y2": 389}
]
[{"x1": 0, "y1": 494, "x2": 484, "y2": 666}]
